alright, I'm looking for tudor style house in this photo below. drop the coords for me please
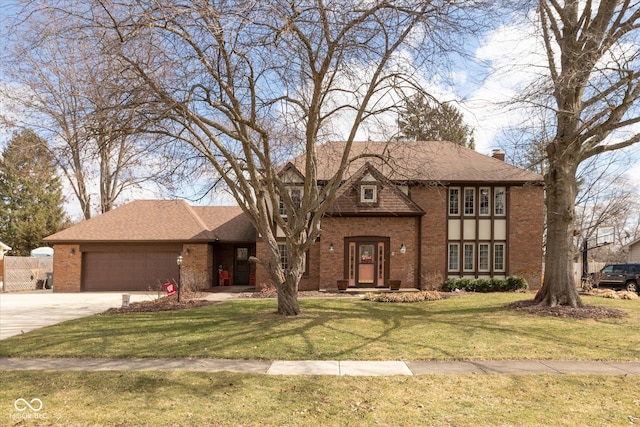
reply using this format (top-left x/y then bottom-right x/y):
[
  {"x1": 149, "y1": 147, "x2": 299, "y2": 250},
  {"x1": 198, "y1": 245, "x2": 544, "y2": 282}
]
[
  {"x1": 256, "y1": 140, "x2": 544, "y2": 291},
  {"x1": 44, "y1": 140, "x2": 544, "y2": 292}
]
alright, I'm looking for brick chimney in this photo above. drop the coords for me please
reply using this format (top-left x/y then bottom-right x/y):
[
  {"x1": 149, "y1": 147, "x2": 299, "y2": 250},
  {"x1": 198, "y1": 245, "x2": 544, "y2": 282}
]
[{"x1": 492, "y1": 149, "x2": 505, "y2": 161}]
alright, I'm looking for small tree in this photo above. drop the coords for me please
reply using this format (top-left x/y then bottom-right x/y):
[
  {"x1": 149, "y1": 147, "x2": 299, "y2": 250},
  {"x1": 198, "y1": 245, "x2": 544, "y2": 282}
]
[
  {"x1": 0, "y1": 130, "x2": 67, "y2": 255},
  {"x1": 397, "y1": 93, "x2": 475, "y2": 148}
]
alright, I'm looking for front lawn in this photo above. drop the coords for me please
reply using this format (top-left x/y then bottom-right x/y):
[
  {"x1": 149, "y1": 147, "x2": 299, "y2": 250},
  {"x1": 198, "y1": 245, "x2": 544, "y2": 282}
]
[
  {"x1": 1, "y1": 293, "x2": 638, "y2": 361},
  {"x1": 1, "y1": 371, "x2": 639, "y2": 426}
]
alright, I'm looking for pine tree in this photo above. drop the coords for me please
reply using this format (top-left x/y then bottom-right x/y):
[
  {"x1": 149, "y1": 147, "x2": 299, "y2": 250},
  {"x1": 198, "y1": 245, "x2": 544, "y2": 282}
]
[
  {"x1": 0, "y1": 129, "x2": 67, "y2": 255},
  {"x1": 397, "y1": 93, "x2": 475, "y2": 149}
]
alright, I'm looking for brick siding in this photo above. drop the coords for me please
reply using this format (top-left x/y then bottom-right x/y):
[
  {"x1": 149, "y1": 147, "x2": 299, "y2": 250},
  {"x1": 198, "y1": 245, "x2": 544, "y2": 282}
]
[
  {"x1": 51, "y1": 244, "x2": 82, "y2": 292},
  {"x1": 508, "y1": 185, "x2": 544, "y2": 289}
]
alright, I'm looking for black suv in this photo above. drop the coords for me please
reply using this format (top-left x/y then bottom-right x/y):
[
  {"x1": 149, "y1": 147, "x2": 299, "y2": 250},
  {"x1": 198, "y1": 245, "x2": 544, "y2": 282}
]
[{"x1": 594, "y1": 263, "x2": 640, "y2": 293}]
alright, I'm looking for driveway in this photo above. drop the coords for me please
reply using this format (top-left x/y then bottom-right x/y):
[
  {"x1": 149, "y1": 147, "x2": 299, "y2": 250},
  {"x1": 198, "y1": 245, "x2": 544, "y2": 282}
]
[{"x1": 0, "y1": 291, "x2": 160, "y2": 340}]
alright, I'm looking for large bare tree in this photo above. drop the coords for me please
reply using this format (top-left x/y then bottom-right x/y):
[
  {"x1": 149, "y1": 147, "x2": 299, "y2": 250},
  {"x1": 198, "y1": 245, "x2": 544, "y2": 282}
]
[
  {"x1": 1, "y1": 9, "x2": 166, "y2": 219},
  {"x1": 64, "y1": 0, "x2": 476, "y2": 315},
  {"x1": 533, "y1": 0, "x2": 640, "y2": 307}
]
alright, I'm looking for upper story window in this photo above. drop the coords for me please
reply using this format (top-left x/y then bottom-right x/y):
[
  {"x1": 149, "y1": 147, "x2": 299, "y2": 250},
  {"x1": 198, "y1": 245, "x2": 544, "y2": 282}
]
[
  {"x1": 494, "y1": 187, "x2": 505, "y2": 216},
  {"x1": 464, "y1": 188, "x2": 475, "y2": 215},
  {"x1": 479, "y1": 188, "x2": 490, "y2": 215},
  {"x1": 360, "y1": 184, "x2": 377, "y2": 203},
  {"x1": 279, "y1": 187, "x2": 302, "y2": 217},
  {"x1": 449, "y1": 188, "x2": 460, "y2": 215}
]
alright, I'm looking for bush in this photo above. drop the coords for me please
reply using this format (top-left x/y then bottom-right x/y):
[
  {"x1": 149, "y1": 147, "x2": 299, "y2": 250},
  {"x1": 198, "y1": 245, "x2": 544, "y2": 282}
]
[
  {"x1": 363, "y1": 290, "x2": 442, "y2": 303},
  {"x1": 440, "y1": 276, "x2": 528, "y2": 293}
]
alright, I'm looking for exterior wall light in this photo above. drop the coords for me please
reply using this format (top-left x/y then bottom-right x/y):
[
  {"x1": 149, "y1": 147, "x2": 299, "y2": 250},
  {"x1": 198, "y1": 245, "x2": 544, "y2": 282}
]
[
  {"x1": 400, "y1": 243, "x2": 406, "y2": 254},
  {"x1": 329, "y1": 243, "x2": 334, "y2": 254}
]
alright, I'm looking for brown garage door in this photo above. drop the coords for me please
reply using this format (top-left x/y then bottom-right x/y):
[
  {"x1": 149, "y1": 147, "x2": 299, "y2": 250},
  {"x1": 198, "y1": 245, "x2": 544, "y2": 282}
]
[{"x1": 82, "y1": 252, "x2": 179, "y2": 291}]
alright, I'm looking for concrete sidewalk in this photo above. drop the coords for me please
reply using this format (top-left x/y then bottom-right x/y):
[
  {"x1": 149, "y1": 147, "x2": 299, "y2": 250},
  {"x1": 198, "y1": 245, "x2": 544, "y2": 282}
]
[{"x1": 1, "y1": 358, "x2": 639, "y2": 376}]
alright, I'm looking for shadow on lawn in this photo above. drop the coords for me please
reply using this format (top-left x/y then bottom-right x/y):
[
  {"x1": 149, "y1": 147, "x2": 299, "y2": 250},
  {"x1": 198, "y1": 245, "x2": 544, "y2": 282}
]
[{"x1": 0, "y1": 294, "x2": 635, "y2": 360}]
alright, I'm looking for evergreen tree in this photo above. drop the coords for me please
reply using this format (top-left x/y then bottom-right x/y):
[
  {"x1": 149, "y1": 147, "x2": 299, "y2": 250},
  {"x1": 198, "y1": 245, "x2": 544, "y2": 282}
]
[
  {"x1": 397, "y1": 93, "x2": 475, "y2": 149},
  {"x1": 0, "y1": 129, "x2": 67, "y2": 255}
]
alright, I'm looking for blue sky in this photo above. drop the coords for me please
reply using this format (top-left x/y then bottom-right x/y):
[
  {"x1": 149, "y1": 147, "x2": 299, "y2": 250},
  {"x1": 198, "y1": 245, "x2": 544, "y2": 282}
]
[{"x1": 0, "y1": 3, "x2": 639, "y2": 219}]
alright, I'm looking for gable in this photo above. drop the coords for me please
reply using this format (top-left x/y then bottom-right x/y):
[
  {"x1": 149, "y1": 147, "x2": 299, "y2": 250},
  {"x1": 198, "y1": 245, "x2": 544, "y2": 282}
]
[{"x1": 326, "y1": 163, "x2": 424, "y2": 216}]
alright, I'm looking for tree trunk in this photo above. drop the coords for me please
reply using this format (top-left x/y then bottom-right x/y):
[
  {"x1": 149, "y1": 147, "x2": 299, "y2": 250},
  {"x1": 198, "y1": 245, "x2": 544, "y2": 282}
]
[
  {"x1": 535, "y1": 161, "x2": 584, "y2": 308},
  {"x1": 276, "y1": 279, "x2": 301, "y2": 316}
]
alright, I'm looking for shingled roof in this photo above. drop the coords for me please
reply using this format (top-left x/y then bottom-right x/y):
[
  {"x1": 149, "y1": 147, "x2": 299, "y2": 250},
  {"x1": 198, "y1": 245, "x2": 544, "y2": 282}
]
[
  {"x1": 44, "y1": 200, "x2": 255, "y2": 243},
  {"x1": 287, "y1": 141, "x2": 543, "y2": 183},
  {"x1": 326, "y1": 162, "x2": 425, "y2": 216}
]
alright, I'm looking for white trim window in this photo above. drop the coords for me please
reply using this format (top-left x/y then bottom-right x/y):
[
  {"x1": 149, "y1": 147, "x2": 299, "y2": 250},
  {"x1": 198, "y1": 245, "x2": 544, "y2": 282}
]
[
  {"x1": 464, "y1": 188, "x2": 475, "y2": 216},
  {"x1": 494, "y1": 187, "x2": 506, "y2": 216},
  {"x1": 463, "y1": 243, "x2": 474, "y2": 272},
  {"x1": 277, "y1": 244, "x2": 288, "y2": 270},
  {"x1": 494, "y1": 243, "x2": 505, "y2": 272},
  {"x1": 279, "y1": 187, "x2": 303, "y2": 217},
  {"x1": 360, "y1": 184, "x2": 377, "y2": 203},
  {"x1": 479, "y1": 188, "x2": 490, "y2": 216},
  {"x1": 448, "y1": 243, "x2": 460, "y2": 271},
  {"x1": 449, "y1": 188, "x2": 460, "y2": 215},
  {"x1": 478, "y1": 243, "x2": 490, "y2": 272}
]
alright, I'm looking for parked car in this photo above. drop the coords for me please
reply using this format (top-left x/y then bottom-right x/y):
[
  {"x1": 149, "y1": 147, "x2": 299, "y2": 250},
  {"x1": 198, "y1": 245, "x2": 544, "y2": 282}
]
[{"x1": 593, "y1": 263, "x2": 640, "y2": 294}]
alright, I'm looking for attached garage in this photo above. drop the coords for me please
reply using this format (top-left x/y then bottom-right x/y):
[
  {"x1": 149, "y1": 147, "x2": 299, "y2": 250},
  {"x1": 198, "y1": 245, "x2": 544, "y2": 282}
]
[
  {"x1": 44, "y1": 200, "x2": 256, "y2": 292},
  {"x1": 81, "y1": 245, "x2": 180, "y2": 291}
]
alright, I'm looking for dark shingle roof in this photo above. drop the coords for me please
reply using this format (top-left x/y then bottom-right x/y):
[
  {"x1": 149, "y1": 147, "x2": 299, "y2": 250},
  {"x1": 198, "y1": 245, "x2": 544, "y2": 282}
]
[{"x1": 44, "y1": 200, "x2": 255, "y2": 243}]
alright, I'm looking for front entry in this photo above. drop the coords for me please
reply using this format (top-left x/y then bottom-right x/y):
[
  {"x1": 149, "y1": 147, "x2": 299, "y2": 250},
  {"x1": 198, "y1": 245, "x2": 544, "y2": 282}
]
[
  {"x1": 346, "y1": 238, "x2": 389, "y2": 287},
  {"x1": 234, "y1": 246, "x2": 251, "y2": 285}
]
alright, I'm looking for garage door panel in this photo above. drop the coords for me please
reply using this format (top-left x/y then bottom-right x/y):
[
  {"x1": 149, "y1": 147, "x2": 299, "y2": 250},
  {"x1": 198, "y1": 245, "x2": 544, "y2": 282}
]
[{"x1": 83, "y1": 252, "x2": 179, "y2": 291}]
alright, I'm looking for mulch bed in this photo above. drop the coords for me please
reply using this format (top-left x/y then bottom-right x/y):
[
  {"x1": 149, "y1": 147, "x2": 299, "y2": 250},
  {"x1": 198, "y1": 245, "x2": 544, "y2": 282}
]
[
  {"x1": 103, "y1": 298, "x2": 218, "y2": 314},
  {"x1": 506, "y1": 299, "x2": 627, "y2": 319}
]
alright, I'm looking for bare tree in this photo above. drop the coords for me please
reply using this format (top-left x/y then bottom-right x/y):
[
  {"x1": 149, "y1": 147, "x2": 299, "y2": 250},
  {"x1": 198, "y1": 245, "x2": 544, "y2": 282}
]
[
  {"x1": 1, "y1": 8, "x2": 167, "y2": 219},
  {"x1": 530, "y1": 0, "x2": 640, "y2": 307},
  {"x1": 59, "y1": 0, "x2": 478, "y2": 315}
]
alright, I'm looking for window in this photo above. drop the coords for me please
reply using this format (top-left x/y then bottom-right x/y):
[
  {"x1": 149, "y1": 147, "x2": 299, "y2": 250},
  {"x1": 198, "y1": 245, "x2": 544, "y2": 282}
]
[
  {"x1": 478, "y1": 243, "x2": 490, "y2": 272},
  {"x1": 494, "y1": 243, "x2": 505, "y2": 271},
  {"x1": 463, "y1": 243, "x2": 474, "y2": 271},
  {"x1": 449, "y1": 188, "x2": 460, "y2": 215},
  {"x1": 360, "y1": 185, "x2": 377, "y2": 203},
  {"x1": 448, "y1": 243, "x2": 459, "y2": 271},
  {"x1": 479, "y1": 188, "x2": 490, "y2": 215},
  {"x1": 277, "y1": 244, "x2": 288, "y2": 270},
  {"x1": 464, "y1": 188, "x2": 475, "y2": 215},
  {"x1": 279, "y1": 187, "x2": 303, "y2": 217},
  {"x1": 494, "y1": 187, "x2": 505, "y2": 216}
]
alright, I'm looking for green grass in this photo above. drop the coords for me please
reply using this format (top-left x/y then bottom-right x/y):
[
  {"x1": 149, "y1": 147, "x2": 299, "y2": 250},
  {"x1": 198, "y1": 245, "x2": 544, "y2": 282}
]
[
  {"x1": 1, "y1": 371, "x2": 638, "y2": 426},
  {"x1": 1, "y1": 293, "x2": 639, "y2": 361}
]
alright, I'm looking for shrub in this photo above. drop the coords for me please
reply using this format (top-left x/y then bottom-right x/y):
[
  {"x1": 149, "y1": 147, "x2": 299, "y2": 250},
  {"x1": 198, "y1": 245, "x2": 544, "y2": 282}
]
[
  {"x1": 439, "y1": 276, "x2": 528, "y2": 293},
  {"x1": 363, "y1": 290, "x2": 442, "y2": 303}
]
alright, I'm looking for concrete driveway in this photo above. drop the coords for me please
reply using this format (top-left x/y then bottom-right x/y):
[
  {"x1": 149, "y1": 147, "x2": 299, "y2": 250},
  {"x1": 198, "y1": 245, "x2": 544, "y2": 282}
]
[{"x1": 0, "y1": 291, "x2": 160, "y2": 340}]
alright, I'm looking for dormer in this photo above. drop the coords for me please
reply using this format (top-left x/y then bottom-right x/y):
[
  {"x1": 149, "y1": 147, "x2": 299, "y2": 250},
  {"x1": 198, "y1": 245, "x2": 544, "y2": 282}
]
[{"x1": 358, "y1": 172, "x2": 380, "y2": 206}]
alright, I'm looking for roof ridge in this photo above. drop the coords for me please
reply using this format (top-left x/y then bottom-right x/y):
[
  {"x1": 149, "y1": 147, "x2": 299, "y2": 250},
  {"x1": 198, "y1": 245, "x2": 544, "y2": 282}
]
[{"x1": 182, "y1": 202, "x2": 210, "y2": 232}]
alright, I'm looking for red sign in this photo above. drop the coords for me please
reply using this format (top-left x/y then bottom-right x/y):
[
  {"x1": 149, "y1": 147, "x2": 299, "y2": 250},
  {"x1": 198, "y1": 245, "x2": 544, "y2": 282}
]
[{"x1": 164, "y1": 282, "x2": 177, "y2": 297}]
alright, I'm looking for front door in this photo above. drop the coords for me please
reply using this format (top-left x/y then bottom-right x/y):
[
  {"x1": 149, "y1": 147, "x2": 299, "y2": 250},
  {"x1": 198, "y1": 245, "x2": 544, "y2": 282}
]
[
  {"x1": 234, "y1": 246, "x2": 251, "y2": 285},
  {"x1": 347, "y1": 239, "x2": 389, "y2": 287}
]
